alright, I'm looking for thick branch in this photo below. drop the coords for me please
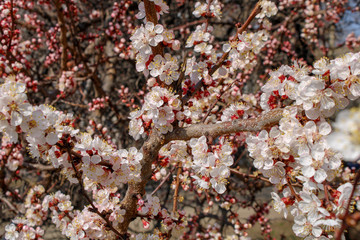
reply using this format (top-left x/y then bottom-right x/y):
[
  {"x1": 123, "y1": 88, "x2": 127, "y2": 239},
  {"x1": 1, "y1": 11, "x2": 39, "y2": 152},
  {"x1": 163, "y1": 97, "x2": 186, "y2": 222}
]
[
  {"x1": 165, "y1": 108, "x2": 283, "y2": 142},
  {"x1": 118, "y1": 132, "x2": 164, "y2": 236}
]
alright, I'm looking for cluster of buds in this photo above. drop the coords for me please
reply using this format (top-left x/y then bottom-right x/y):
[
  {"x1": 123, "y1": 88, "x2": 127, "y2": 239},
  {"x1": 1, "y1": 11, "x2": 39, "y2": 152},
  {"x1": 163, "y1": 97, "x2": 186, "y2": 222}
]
[{"x1": 88, "y1": 96, "x2": 109, "y2": 111}]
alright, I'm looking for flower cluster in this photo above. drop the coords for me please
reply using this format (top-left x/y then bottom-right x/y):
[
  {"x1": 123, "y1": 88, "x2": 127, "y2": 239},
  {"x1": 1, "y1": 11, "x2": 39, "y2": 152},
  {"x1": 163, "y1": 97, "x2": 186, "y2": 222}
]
[
  {"x1": 147, "y1": 53, "x2": 180, "y2": 85},
  {"x1": 1, "y1": 139, "x2": 23, "y2": 171},
  {"x1": 137, "y1": 194, "x2": 187, "y2": 237},
  {"x1": 2, "y1": 0, "x2": 360, "y2": 238},
  {"x1": 257, "y1": 0, "x2": 278, "y2": 19},
  {"x1": 159, "y1": 140, "x2": 191, "y2": 167},
  {"x1": 0, "y1": 77, "x2": 143, "y2": 189},
  {"x1": 131, "y1": 20, "x2": 180, "y2": 82},
  {"x1": 183, "y1": 23, "x2": 228, "y2": 85},
  {"x1": 247, "y1": 106, "x2": 347, "y2": 238},
  {"x1": 223, "y1": 30, "x2": 269, "y2": 71},
  {"x1": 193, "y1": 0, "x2": 222, "y2": 19},
  {"x1": 88, "y1": 96, "x2": 109, "y2": 111},
  {"x1": 58, "y1": 70, "x2": 76, "y2": 95},
  {"x1": 129, "y1": 86, "x2": 182, "y2": 139},
  {"x1": 4, "y1": 185, "x2": 46, "y2": 240},
  {"x1": 220, "y1": 102, "x2": 251, "y2": 122},
  {"x1": 41, "y1": 186, "x2": 126, "y2": 240},
  {"x1": 248, "y1": 106, "x2": 341, "y2": 185},
  {"x1": 190, "y1": 136, "x2": 234, "y2": 194},
  {"x1": 260, "y1": 52, "x2": 360, "y2": 119},
  {"x1": 5, "y1": 221, "x2": 44, "y2": 240}
]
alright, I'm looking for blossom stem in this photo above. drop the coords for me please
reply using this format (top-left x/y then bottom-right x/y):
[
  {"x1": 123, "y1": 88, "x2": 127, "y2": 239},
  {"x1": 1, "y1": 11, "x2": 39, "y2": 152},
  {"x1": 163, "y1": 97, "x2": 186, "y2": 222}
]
[
  {"x1": 173, "y1": 162, "x2": 182, "y2": 213},
  {"x1": 286, "y1": 175, "x2": 301, "y2": 202},
  {"x1": 324, "y1": 182, "x2": 330, "y2": 205}
]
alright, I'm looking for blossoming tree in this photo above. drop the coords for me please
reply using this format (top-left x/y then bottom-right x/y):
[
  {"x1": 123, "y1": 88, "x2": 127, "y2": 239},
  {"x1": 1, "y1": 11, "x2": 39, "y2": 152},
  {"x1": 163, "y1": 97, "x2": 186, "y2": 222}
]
[{"x1": 1, "y1": 0, "x2": 360, "y2": 239}]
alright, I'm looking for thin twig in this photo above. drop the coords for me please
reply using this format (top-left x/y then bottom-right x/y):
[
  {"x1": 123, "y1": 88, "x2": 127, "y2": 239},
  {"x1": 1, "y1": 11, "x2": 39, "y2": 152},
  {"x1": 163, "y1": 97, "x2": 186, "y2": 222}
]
[
  {"x1": 151, "y1": 168, "x2": 174, "y2": 196},
  {"x1": 201, "y1": 81, "x2": 236, "y2": 123},
  {"x1": 230, "y1": 168, "x2": 271, "y2": 183},
  {"x1": 0, "y1": 197, "x2": 19, "y2": 214},
  {"x1": 286, "y1": 175, "x2": 301, "y2": 202},
  {"x1": 60, "y1": 99, "x2": 88, "y2": 108},
  {"x1": 170, "y1": 19, "x2": 207, "y2": 31}
]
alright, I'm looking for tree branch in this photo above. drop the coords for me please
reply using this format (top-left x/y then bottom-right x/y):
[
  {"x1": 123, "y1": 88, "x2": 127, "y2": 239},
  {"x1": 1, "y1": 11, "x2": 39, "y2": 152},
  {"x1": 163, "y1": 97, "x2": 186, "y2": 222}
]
[{"x1": 165, "y1": 108, "x2": 283, "y2": 142}]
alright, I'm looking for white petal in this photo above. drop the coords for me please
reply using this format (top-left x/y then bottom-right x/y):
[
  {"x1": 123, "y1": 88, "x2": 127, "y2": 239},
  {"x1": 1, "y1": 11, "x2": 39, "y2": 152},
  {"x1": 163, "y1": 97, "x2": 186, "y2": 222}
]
[
  {"x1": 318, "y1": 121, "x2": 331, "y2": 135},
  {"x1": 302, "y1": 166, "x2": 315, "y2": 178},
  {"x1": 46, "y1": 132, "x2": 59, "y2": 145},
  {"x1": 154, "y1": 24, "x2": 164, "y2": 34},
  {"x1": 314, "y1": 169, "x2": 327, "y2": 183},
  {"x1": 145, "y1": 22, "x2": 154, "y2": 31},
  {"x1": 91, "y1": 155, "x2": 101, "y2": 164},
  {"x1": 222, "y1": 44, "x2": 231, "y2": 52},
  {"x1": 312, "y1": 226, "x2": 322, "y2": 237},
  {"x1": 10, "y1": 111, "x2": 22, "y2": 126}
]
